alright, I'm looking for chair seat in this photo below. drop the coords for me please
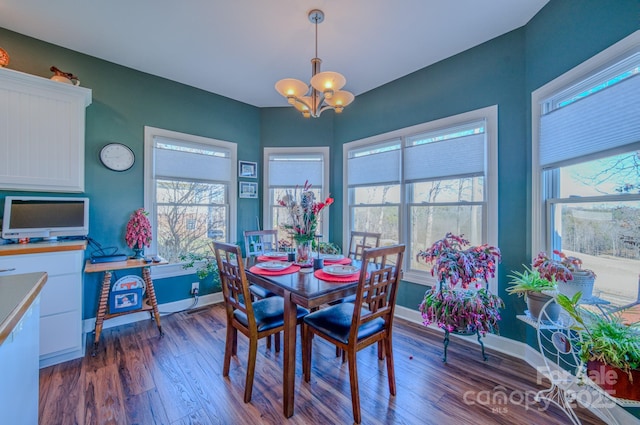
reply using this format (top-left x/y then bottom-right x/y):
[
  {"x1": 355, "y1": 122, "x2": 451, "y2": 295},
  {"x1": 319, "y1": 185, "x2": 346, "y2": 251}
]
[
  {"x1": 234, "y1": 296, "x2": 308, "y2": 332},
  {"x1": 303, "y1": 302, "x2": 384, "y2": 344},
  {"x1": 249, "y1": 284, "x2": 276, "y2": 299}
]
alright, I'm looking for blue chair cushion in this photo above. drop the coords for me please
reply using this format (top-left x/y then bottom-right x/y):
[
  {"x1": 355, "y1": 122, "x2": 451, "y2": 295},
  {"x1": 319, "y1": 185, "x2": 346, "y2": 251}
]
[
  {"x1": 303, "y1": 302, "x2": 385, "y2": 344},
  {"x1": 249, "y1": 284, "x2": 276, "y2": 299},
  {"x1": 234, "y1": 296, "x2": 308, "y2": 332}
]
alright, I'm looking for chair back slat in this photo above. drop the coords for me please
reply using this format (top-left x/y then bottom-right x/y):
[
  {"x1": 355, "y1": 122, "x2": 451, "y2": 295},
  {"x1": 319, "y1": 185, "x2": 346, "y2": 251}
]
[
  {"x1": 244, "y1": 229, "x2": 279, "y2": 257},
  {"x1": 347, "y1": 231, "x2": 381, "y2": 261},
  {"x1": 212, "y1": 241, "x2": 255, "y2": 328},
  {"x1": 351, "y1": 244, "x2": 405, "y2": 331}
]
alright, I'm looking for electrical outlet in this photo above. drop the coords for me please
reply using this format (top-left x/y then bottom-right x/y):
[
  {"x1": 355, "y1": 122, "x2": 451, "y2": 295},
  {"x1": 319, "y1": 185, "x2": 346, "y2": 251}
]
[{"x1": 191, "y1": 282, "x2": 200, "y2": 295}]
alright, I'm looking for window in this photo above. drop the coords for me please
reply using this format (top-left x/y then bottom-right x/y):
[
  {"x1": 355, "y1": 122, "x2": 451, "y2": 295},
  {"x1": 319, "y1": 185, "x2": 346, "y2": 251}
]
[
  {"x1": 344, "y1": 106, "x2": 498, "y2": 287},
  {"x1": 533, "y1": 32, "x2": 640, "y2": 307},
  {"x1": 144, "y1": 126, "x2": 237, "y2": 278},
  {"x1": 263, "y1": 147, "x2": 330, "y2": 245}
]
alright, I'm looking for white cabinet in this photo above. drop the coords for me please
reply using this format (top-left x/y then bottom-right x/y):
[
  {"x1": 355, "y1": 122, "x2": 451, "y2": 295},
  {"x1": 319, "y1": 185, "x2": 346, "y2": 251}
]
[
  {"x1": 0, "y1": 67, "x2": 92, "y2": 192},
  {"x1": 0, "y1": 247, "x2": 84, "y2": 367},
  {"x1": 0, "y1": 296, "x2": 40, "y2": 425}
]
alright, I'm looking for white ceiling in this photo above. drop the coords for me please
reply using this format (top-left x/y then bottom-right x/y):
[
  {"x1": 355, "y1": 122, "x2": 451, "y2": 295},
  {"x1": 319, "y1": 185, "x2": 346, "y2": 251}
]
[{"x1": 0, "y1": 0, "x2": 549, "y2": 108}]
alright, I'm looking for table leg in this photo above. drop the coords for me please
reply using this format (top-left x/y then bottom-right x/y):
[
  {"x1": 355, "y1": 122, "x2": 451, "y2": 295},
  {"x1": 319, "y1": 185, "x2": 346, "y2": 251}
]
[
  {"x1": 282, "y1": 289, "x2": 296, "y2": 418},
  {"x1": 93, "y1": 271, "x2": 112, "y2": 355},
  {"x1": 142, "y1": 267, "x2": 163, "y2": 336}
]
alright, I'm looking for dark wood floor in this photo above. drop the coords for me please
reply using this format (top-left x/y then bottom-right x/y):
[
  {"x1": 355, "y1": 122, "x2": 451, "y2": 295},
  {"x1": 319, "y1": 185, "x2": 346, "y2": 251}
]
[{"x1": 39, "y1": 303, "x2": 606, "y2": 425}]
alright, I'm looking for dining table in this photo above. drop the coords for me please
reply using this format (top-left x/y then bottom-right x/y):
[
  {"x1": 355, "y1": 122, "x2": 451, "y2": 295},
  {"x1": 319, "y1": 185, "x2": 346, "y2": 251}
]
[{"x1": 244, "y1": 255, "x2": 363, "y2": 418}]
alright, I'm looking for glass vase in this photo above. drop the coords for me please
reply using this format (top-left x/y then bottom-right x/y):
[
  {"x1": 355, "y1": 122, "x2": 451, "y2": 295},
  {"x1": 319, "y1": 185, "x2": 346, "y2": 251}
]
[{"x1": 295, "y1": 239, "x2": 312, "y2": 265}]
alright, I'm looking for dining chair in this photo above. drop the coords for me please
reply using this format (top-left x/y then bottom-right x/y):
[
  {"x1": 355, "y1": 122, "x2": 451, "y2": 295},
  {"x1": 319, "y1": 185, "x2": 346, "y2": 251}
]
[
  {"x1": 212, "y1": 241, "x2": 308, "y2": 403},
  {"x1": 302, "y1": 244, "x2": 405, "y2": 424},
  {"x1": 335, "y1": 230, "x2": 382, "y2": 360},
  {"x1": 346, "y1": 231, "x2": 382, "y2": 261}
]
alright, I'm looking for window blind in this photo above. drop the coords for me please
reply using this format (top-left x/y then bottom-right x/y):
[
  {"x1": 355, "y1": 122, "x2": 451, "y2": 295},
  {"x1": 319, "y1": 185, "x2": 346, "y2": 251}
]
[
  {"x1": 347, "y1": 142, "x2": 401, "y2": 187},
  {"x1": 540, "y1": 74, "x2": 640, "y2": 168},
  {"x1": 404, "y1": 133, "x2": 485, "y2": 182},
  {"x1": 268, "y1": 153, "x2": 324, "y2": 187},
  {"x1": 153, "y1": 136, "x2": 231, "y2": 182}
]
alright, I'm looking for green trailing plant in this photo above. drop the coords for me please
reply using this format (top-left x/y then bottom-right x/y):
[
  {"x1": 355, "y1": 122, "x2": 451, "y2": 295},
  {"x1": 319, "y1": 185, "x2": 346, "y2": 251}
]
[
  {"x1": 419, "y1": 287, "x2": 504, "y2": 335},
  {"x1": 507, "y1": 266, "x2": 557, "y2": 298},
  {"x1": 557, "y1": 292, "x2": 640, "y2": 381},
  {"x1": 180, "y1": 252, "x2": 219, "y2": 281},
  {"x1": 315, "y1": 241, "x2": 341, "y2": 254}
]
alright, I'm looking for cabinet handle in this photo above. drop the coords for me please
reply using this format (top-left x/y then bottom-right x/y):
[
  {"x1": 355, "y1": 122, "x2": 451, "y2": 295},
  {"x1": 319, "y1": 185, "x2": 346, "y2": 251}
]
[{"x1": 0, "y1": 267, "x2": 16, "y2": 272}]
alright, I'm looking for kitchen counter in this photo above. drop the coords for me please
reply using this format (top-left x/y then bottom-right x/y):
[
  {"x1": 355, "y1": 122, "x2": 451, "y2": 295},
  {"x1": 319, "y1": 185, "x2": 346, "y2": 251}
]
[{"x1": 0, "y1": 272, "x2": 48, "y2": 346}]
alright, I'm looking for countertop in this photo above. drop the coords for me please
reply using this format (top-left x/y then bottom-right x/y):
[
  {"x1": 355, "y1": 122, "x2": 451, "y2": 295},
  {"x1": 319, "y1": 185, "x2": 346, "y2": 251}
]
[
  {"x1": 0, "y1": 272, "x2": 48, "y2": 346},
  {"x1": 0, "y1": 240, "x2": 87, "y2": 256}
]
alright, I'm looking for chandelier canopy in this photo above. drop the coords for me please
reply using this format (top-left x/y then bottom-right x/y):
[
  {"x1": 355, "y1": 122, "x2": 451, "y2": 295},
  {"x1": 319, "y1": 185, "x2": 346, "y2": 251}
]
[{"x1": 275, "y1": 9, "x2": 354, "y2": 118}]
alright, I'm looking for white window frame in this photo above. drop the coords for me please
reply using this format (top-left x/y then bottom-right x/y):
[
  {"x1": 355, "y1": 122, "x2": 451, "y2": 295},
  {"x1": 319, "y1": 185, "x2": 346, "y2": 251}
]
[
  {"x1": 263, "y1": 147, "x2": 331, "y2": 240},
  {"x1": 343, "y1": 105, "x2": 498, "y2": 291},
  {"x1": 144, "y1": 126, "x2": 237, "y2": 279},
  {"x1": 532, "y1": 31, "x2": 640, "y2": 255}
]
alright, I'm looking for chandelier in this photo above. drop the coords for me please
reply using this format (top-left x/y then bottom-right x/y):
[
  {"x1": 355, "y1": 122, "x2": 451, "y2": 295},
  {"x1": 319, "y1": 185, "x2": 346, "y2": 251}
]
[{"x1": 275, "y1": 9, "x2": 354, "y2": 118}]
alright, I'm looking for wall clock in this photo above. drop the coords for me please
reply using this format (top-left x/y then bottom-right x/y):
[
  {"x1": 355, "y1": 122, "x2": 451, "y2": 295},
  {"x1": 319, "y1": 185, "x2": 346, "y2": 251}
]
[{"x1": 99, "y1": 143, "x2": 135, "y2": 171}]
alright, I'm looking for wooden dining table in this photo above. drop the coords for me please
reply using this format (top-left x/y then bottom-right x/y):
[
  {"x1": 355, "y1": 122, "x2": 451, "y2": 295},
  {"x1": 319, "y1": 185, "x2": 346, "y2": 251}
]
[{"x1": 244, "y1": 257, "x2": 362, "y2": 418}]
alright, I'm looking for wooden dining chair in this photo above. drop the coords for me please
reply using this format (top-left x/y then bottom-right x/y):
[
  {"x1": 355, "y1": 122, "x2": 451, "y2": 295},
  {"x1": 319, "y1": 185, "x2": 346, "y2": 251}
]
[
  {"x1": 212, "y1": 241, "x2": 308, "y2": 403},
  {"x1": 347, "y1": 231, "x2": 382, "y2": 261},
  {"x1": 302, "y1": 244, "x2": 405, "y2": 424}
]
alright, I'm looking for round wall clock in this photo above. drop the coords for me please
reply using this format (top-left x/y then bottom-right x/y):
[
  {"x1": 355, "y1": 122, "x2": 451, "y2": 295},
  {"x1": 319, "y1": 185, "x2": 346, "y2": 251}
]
[{"x1": 99, "y1": 143, "x2": 135, "y2": 171}]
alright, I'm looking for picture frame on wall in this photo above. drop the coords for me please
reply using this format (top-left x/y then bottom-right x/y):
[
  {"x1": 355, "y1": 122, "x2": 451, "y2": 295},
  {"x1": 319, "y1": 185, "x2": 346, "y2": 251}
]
[
  {"x1": 239, "y1": 160, "x2": 257, "y2": 178},
  {"x1": 239, "y1": 181, "x2": 258, "y2": 199}
]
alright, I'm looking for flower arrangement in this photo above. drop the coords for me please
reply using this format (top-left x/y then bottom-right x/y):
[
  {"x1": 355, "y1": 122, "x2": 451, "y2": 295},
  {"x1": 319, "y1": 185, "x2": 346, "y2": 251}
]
[
  {"x1": 417, "y1": 233, "x2": 504, "y2": 336},
  {"x1": 125, "y1": 208, "x2": 152, "y2": 249},
  {"x1": 416, "y1": 232, "x2": 501, "y2": 289},
  {"x1": 532, "y1": 249, "x2": 596, "y2": 283},
  {"x1": 277, "y1": 180, "x2": 333, "y2": 243}
]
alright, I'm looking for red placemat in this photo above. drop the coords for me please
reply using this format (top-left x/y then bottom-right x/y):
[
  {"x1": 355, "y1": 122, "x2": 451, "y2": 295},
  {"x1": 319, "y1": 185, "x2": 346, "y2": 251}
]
[
  {"x1": 257, "y1": 255, "x2": 290, "y2": 262},
  {"x1": 323, "y1": 257, "x2": 352, "y2": 265},
  {"x1": 249, "y1": 264, "x2": 301, "y2": 276},
  {"x1": 314, "y1": 269, "x2": 362, "y2": 283}
]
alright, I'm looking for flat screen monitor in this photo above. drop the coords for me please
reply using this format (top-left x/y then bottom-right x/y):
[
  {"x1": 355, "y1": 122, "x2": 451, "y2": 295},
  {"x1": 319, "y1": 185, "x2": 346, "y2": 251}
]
[{"x1": 2, "y1": 196, "x2": 89, "y2": 240}]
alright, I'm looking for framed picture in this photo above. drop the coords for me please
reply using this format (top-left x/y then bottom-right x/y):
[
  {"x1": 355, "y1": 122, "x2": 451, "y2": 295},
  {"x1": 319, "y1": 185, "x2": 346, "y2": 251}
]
[
  {"x1": 239, "y1": 181, "x2": 258, "y2": 199},
  {"x1": 109, "y1": 288, "x2": 143, "y2": 313},
  {"x1": 239, "y1": 160, "x2": 257, "y2": 178}
]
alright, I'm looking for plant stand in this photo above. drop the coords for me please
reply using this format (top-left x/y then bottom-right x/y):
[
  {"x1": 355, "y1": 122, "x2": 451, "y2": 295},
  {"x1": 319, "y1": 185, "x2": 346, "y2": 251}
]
[{"x1": 442, "y1": 328, "x2": 487, "y2": 363}]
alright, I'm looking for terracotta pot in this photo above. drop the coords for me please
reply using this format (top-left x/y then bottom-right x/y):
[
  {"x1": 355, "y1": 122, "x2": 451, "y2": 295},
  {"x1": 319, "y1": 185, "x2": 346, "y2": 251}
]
[
  {"x1": 587, "y1": 360, "x2": 640, "y2": 401},
  {"x1": 526, "y1": 291, "x2": 560, "y2": 322}
]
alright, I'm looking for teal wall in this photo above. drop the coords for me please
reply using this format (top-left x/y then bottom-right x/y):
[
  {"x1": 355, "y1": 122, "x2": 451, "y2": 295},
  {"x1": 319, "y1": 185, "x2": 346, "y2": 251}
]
[
  {"x1": 0, "y1": 27, "x2": 261, "y2": 318},
  {"x1": 0, "y1": 0, "x2": 638, "y2": 337}
]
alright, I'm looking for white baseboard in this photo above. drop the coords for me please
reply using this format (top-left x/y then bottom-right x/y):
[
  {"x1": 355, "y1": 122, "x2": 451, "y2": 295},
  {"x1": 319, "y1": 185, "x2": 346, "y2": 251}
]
[
  {"x1": 82, "y1": 292, "x2": 224, "y2": 335},
  {"x1": 393, "y1": 305, "x2": 638, "y2": 424}
]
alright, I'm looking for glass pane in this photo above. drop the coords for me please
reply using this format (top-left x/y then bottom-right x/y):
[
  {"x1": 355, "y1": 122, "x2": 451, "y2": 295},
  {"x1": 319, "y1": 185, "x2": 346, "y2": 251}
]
[
  {"x1": 351, "y1": 205, "x2": 399, "y2": 246},
  {"x1": 558, "y1": 150, "x2": 640, "y2": 197},
  {"x1": 412, "y1": 177, "x2": 483, "y2": 203},
  {"x1": 553, "y1": 200, "x2": 640, "y2": 305},
  {"x1": 155, "y1": 179, "x2": 227, "y2": 262},
  {"x1": 409, "y1": 205, "x2": 483, "y2": 272},
  {"x1": 353, "y1": 184, "x2": 400, "y2": 204}
]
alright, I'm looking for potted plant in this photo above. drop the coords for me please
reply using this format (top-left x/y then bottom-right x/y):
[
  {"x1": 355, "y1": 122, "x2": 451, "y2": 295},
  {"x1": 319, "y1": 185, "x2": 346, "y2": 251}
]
[
  {"x1": 125, "y1": 208, "x2": 152, "y2": 259},
  {"x1": 533, "y1": 250, "x2": 596, "y2": 299},
  {"x1": 417, "y1": 233, "x2": 504, "y2": 335},
  {"x1": 507, "y1": 266, "x2": 559, "y2": 321},
  {"x1": 557, "y1": 292, "x2": 640, "y2": 401}
]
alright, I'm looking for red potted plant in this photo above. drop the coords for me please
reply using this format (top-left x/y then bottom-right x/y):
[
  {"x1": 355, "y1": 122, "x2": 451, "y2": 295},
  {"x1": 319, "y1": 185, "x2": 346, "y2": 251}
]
[{"x1": 125, "y1": 208, "x2": 152, "y2": 259}]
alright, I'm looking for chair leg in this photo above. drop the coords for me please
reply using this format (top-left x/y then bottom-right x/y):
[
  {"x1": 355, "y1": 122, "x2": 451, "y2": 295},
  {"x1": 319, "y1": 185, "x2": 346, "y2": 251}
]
[
  {"x1": 347, "y1": 348, "x2": 361, "y2": 424},
  {"x1": 266, "y1": 334, "x2": 272, "y2": 350},
  {"x1": 303, "y1": 325, "x2": 312, "y2": 382},
  {"x1": 223, "y1": 325, "x2": 235, "y2": 377},
  {"x1": 377, "y1": 340, "x2": 385, "y2": 360},
  {"x1": 384, "y1": 336, "x2": 396, "y2": 396},
  {"x1": 244, "y1": 337, "x2": 258, "y2": 403},
  {"x1": 274, "y1": 332, "x2": 281, "y2": 353},
  {"x1": 231, "y1": 327, "x2": 238, "y2": 356},
  {"x1": 336, "y1": 346, "x2": 341, "y2": 358},
  {"x1": 342, "y1": 347, "x2": 347, "y2": 363}
]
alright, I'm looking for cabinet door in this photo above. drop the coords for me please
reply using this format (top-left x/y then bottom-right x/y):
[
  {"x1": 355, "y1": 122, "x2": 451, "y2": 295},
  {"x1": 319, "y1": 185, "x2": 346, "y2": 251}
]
[{"x1": 0, "y1": 67, "x2": 91, "y2": 192}]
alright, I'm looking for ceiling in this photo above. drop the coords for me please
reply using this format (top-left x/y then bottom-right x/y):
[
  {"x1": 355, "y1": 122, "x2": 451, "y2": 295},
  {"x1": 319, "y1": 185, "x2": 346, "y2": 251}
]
[{"x1": 0, "y1": 0, "x2": 549, "y2": 108}]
